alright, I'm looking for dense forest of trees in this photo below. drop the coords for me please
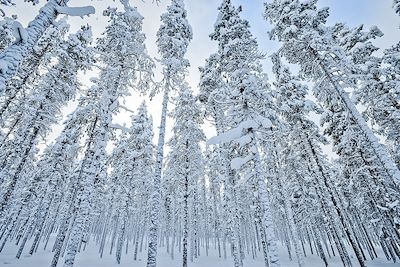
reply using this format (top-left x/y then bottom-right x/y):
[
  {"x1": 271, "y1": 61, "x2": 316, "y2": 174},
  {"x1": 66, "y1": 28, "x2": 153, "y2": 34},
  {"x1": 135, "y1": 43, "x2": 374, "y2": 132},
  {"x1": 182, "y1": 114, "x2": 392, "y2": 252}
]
[{"x1": 0, "y1": 0, "x2": 399, "y2": 267}]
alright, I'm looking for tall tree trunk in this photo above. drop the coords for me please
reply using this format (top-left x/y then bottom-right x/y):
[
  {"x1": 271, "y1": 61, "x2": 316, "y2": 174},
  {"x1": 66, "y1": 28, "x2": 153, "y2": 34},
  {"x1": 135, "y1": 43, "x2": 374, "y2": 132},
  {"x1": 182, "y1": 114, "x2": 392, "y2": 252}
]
[
  {"x1": 147, "y1": 75, "x2": 170, "y2": 267},
  {"x1": 183, "y1": 142, "x2": 189, "y2": 267},
  {"x1": 312, "y1": 49, "x2": 400, "y2": 187}
]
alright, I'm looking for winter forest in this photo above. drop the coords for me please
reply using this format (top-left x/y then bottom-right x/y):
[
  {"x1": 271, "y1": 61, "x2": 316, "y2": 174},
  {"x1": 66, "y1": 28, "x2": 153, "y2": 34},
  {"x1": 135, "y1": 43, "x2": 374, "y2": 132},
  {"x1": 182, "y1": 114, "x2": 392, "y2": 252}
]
[{"x1": 0, "y1": 0, "x2": 399, "y2": 267}]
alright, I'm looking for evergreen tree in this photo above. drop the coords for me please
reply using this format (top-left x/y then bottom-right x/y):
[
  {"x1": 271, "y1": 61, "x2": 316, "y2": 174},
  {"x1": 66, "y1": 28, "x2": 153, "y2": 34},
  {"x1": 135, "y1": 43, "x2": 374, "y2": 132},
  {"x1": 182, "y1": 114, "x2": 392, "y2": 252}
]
[
  {"x1": 164, "y1": 87, "x2": 205, "y2": 267},
  {"x1": 0, "y1": 26, "x2": 93, "y2": 220},
  {"x1": 271, "y1": 53, "x2": 369, "y2": 267},
  {"x1": 9, "y1": 109, "x2": 85, "y2": 260},
  {"x1": 331, "y1": 24, "x2": 400, "y2": 256},
  {"x1": 49, "y1": 84, "x2": 105, "y2": 267},
  {"x1": 147, "y1": 1, "x2": 192, "y2": 266},
  {"x1": 334, "y1": 23, "x2": 400, "y2": 168},
  {"x1": 264, "y1": 0, "x2": 400, "y2": 187},
  {"x1": 381, "y1": 42, "x2": 400, "y2": 166},
  {"x1": 265, "y1": 1, "x2": 400, "y2": 265},
  {"x1": 205, "y1": 1, "x2": 281, "y2": 266},
  {"x1": 107, "y1": 102, "x2": 154, "y2": 264},
  {"x1": 63, "y1": 4, "x2": 154, "y2": 266},
  {"x1": 0, "y1": 0, "x2": 95, "y2": 92},
  {"x1": 0, "y1": 19, "x2": 69, "y2": 121}
]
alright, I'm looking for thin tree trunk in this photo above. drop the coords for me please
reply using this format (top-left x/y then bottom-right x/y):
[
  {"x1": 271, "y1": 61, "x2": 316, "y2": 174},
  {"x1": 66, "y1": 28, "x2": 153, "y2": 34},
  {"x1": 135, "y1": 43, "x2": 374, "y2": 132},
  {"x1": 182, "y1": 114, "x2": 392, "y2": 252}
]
[
  {"x1": 183, "y1": 142, "x2": 189, "y2": 267},
  {"x1": 147, "y1": 74, "x2": 171, "y2": 267}
]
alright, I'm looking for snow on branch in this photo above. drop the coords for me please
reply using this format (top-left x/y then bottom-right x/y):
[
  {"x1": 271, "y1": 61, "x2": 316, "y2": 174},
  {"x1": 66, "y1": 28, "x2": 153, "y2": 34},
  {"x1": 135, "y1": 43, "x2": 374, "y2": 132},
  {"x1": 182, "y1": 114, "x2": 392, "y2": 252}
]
[
  {"x1": 231, "y1": 155, "x2": 254, "y2": 170},
  {"x1": 208, "y1": 120, "x2": 258, "y2": 145},
  {"x1": 11, "y1": 20, "x2": 28, "y2": 43},
  {"x1": 109, "y1": 123, "x2": 131, "y2": 133},
  {"x1": 207, "y1": 116, "x2": 272, "y2": 145},
  {"x1": 117, "y1": 104, "x2": 135, "y2": 114},
  {"x1": 56, "y1": 6, "x2": 95, "y2": 18}
]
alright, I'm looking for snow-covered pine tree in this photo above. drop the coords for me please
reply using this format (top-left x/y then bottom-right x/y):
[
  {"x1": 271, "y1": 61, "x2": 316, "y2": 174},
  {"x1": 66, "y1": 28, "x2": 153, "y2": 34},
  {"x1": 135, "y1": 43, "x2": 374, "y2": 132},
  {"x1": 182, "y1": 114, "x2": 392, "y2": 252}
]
[
  {"x1": 0, "y1": 19, "x2": 69, "y2": 162},
  {"x1": 62, "y1": 4, "x2": 154, "y2": 267},
  {"x1": 271, "y1": 53, "x2": 373, "y2": 267},
  {"x1": 330, "y1": 16, "x2": 400, "y2": 257},
  {"x1": 204, "y1": 147, "x2": 226, "y2": 258},
  {"x1": 381, "y1": 42, "x2": 400, "y2": 166},
  {"x1": 332, "y1": 112, "x2": 400, "y2": 263},
  {"x1": 0, "y1": 0, "x2": 95, "y2": 92},
  {"x1": 268, "y1": 54, "x2": 312, "y2": 267},
  {"x1": 147, "y1": 1, "x2": 192, "y2": 266},
  {"x1": 199, "y1": 25, "x2": 242, "y2": 267},
  {"x1": 327, "y1": 32, "x2": 400, "y2": 257},
  {"x1": 333, "y1": 23, "x2": 400, "y2": 170},
  {"x1": 163, "y1": 86, "x2": 205, "y2": 267},
  {"x1": 338, "y1": 26, "x2": 400, "y2": 240},
  {"x1": 106, "y1": 102, "x2": 154, "y2": 264},
  {"x1": 3, "y1": 109, "x2": 86, "y2": 260},
  {"x1": 206, "y1": 1, "x2": 280, "y2": 267},
  {"x1": 264, "y1": 0, "x2": 400, "y2": 187},
  {"x1": 265, "y1": 1, "x2": 400, "y2": 264},
  {"x1": 0, "y1": 26, "x2": 93, "y2": 221},
  {"x1": 201, "y1": 3, "x2": 248, "y2": 267},
  {"x1": 199, "y1": 53, "x2": 226, "y2": 132},
  {"x1": 49, "y1": 84, "x2": 106, "y2": 267},
  {"x1": 0, "y1": 19, "x2": 69, "y2": 122},
  {"x1": 0, "y1": 26, "x2": 92, "y2": 265}
]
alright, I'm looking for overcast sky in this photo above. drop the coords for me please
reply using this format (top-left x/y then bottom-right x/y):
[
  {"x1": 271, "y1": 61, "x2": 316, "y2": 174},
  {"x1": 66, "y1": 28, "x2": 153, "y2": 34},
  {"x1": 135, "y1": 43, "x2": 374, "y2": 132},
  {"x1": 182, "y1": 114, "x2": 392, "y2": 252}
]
[{"x1": 2, "y1": 0, "x2": 400, "y2": 151}]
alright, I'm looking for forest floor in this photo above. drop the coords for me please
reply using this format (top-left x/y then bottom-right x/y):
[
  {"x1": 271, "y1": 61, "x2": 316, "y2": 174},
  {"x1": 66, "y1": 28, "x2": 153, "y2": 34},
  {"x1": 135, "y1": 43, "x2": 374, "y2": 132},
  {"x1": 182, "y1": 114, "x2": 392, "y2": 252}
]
[{"x1": 1, "y1": 236, "x2": 399, "y2": 267}]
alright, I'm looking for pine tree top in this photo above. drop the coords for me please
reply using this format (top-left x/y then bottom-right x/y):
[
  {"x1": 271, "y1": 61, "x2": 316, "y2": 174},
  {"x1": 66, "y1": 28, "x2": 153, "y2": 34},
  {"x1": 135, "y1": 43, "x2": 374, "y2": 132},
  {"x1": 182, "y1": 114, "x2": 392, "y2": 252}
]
[{"x1": 157, "y1": 0, "x2": 192, "y2": 67}]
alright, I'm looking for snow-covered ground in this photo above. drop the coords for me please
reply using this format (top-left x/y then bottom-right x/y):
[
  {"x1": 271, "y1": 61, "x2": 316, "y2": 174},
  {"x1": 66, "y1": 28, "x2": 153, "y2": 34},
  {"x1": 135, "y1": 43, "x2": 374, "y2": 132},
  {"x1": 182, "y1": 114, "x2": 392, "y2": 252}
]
[{"x1": 1, "y1": 238, "x2": 398, "y2": 267}]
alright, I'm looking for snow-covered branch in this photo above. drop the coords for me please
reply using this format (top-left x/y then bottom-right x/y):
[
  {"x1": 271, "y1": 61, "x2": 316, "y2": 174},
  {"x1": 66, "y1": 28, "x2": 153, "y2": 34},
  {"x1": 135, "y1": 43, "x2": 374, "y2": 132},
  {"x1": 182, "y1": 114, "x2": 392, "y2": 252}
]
[
  {"x1": 11, "y1": 20, "x2": 28, "y2": 43},
  {"x1": 109, "y1": 123, "x2": 131, "y2": 133},
  {"x1": 231, "y1": 155, "x2": 254, "y2": 170},
  {"x1": 207, "y1": 117, "x2": 272, "y2": 145},
  {"x1": 55, "y1": 6, "x2": 95, "y2": 18}
]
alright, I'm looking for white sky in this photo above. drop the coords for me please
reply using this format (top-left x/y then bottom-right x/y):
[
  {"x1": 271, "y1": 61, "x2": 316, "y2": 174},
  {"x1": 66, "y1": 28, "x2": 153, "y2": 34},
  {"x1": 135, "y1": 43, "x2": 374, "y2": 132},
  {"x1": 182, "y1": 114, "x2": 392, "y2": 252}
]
[{"x1": 2, "y1": 0, "x2": 400, "y2": 154}]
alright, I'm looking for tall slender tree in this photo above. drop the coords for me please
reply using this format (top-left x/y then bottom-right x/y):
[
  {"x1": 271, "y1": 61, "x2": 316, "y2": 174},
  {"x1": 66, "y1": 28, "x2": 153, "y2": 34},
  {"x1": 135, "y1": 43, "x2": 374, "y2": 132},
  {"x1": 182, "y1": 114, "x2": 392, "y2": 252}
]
[
  {"x1": 271, "y1": 53, "x2": 365, "y2": 267},
  {"x1": 107, "y1": 102, "x2": 154, "y2": 264},
  {"x1": 0, "y1": 25, "x2": 93, "y2": 220},
  {"x1": 63, "y1": 3, "x2": 154, "y2": 266},
  {"x1": 164, "y1": 87, "x2": 205, "y2": 267},
  {"x1": 205, "y1": 1, "x2": 281, "y2": 267},
  {"x1": 265, "y1": 1, "x2": 400, "y2": 265},
  {"x1": 147, "y1": 1, "x2": 192, "y2": 266},
  {"x1": 264, "y1": 0, "x2": 400, "y2": 192}
]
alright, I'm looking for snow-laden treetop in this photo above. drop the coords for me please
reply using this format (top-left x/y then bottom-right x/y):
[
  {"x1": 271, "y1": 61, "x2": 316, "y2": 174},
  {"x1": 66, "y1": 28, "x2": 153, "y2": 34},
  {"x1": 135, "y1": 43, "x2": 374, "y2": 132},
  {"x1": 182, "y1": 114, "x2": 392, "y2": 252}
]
[{"x1": 156, "y1": 0, "x2": 192, "y2": 69}]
